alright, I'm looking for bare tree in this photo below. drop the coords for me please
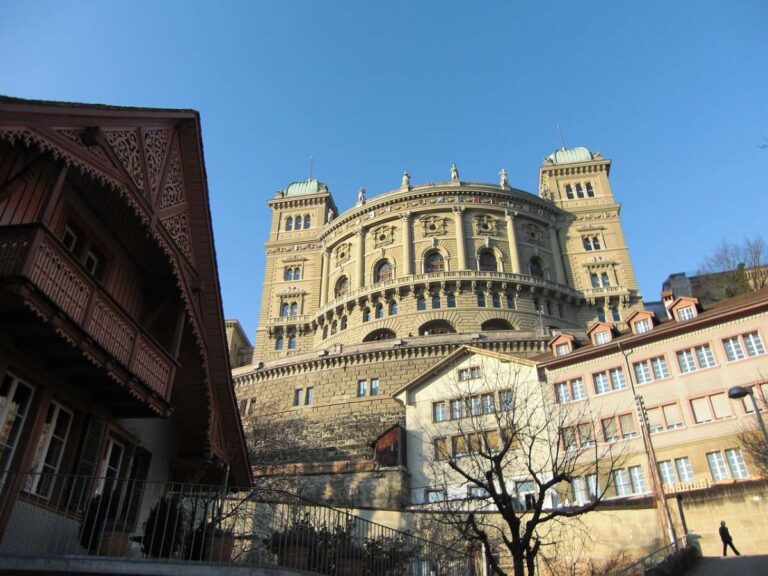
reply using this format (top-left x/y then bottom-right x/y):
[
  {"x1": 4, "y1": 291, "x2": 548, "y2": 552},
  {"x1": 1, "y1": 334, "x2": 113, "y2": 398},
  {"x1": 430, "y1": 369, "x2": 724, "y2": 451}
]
[
  {"x1": 699, "y1": 235, "x2": 768, "y2": 296},
  {"x1": 739, "y1": 423, "x2": 768, "y2": 479},
  {"x1": 416, "y1": 356, "x2": 626, "y2": 576}
]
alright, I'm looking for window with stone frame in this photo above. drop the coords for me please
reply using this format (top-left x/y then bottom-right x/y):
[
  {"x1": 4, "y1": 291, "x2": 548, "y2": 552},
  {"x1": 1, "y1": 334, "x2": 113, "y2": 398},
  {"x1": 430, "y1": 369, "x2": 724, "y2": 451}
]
[
  {"x1": 375, "y1": 260, "x2": 393, "y2": 282},
  {"x1": 424, "y1": 251, "x2": 445, "y2": 273}
]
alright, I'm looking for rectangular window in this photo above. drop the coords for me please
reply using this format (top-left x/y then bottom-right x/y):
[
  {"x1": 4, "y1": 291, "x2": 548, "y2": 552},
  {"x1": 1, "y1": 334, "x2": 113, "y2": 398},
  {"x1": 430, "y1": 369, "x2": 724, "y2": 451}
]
[
  {"x1": 426, "y1": 489, "x2": 446, "y2": 503},
  {"x1": 555, "y1": 382, "x2": 570, "y2": 404},
  {"x1": 434, "y1": 437, "x2": 449, "y2": 460},
  {"x1": 27, "y1": 401, "x2": 73, "y2": 499},
  {"x1": 593, "y1": 369, "x2": 625, "y2": 394},
  {"x1": 450, "y1": 399, "x2": 465, "y2": 420},
  {"x1": 468, "y1": 485, "x2": 488, "y2": 498},
  {"x1": 452, "y1": 435, "x2": 469, "y2": 456},
  {"x1": 743, "y1": 332, "x2": 766, "y2": 356},
  {"x1": 723, "y1": 337, "x2": 745, "y2": 361},
  {"x1": 293, "y1": 389, "x2": 303, "y2": 406},
  {"x1": 586, "y1": 474, "x2": 598, "y2": 499},
  {"x1": 651, "y1": 357, "x2": 670, "y2": 380},
  {"x1": 481, "y1": 393, "x2": 495, "y2": 414},
  {"x1": 662, "y1": 403, "x2": 684, "y2": 429},
  {"x1": 61, "y1": 225, "x2": 78, "y2": 252},
  {"x1": 629, "y1": 465, "x2": 646, "y2": 493},
  {"x1": 499, "y1": 390, "x2": 514, "y2": 412},
  {"x1": 555, "y1": 343, "x2": 570, "y2": 356},
  {"x1": 677, "y1": 345, "x2": 716, "y2": 373},
  {"x1": 677, "y1": 350, "x2": 697, "y2": 373},
  {"x1": 96, "y1": 437, "x2": 125, "y2": 497},
  {"x1": 83, "y1": 250, "x2": 99, "y2": 276},
  {"x1": 593, "y1": 372, "x2": 610, "y2": 395},
  {"x1": 595, "y1": 331, "x2": 611, "y2": 345},
  {"x1": 458, "y1": 367, "x2": 481, "y2": 381},
  {"x1": 658, "y1": 461, "x2": 676, "y2": 486},
  {"x1": 695, "y1": 345, "x2": 716, "y2": 368},
  {"x1": 601, "y1": 418, "x2": 619, "y2": 442},
  {"x1": 710, "y1": 393, "x2": 731, "y2": 420},
  {"x1": 516, "y1": 481, "x2": 536, "y2": 510},
  {"x1": 677, "y1": 306, "x2": 695, "y2": 321},
  {"x1": 690, "y1": 397, "x2": 713, "y2": 424},
  {"x1": 634, "y1": 362, "x2": 652, "y2": 384},
  {"x1": 571, "y1": 378, "x2": 586, "y2": 400},
  {"x1": 470, "y1": 395, "x2": 483, "y2": 416},
  {"x1": 613, "y1": 469, "x2": 631, "y2": 496},
  {"x1": 578, "y1": 423, "x2": 595, "y2": 447},
  {"x1": 0, "y1": 373, "x2": 35, "y2": 482},
  {"x1": 572, "y1": 476, "x2": 588, "y2": 503},
  {"x1": 433, "y1": 402, "x2": 447, "y2": 422},
  {"x1": 618, "y1": 413, "x2": 638, "y2": 439},
  {"x1": 707, "y1": 452, "x2": 729, "y2": 481},
  {"x1": 675, "y1": 457, "x2": 694, "y2": 482},
  {"x1": 370, "y1": 378, "x2": 379, "y2": 396},
  {"x1": 357, "y1": 380, "x2": 367, "y2": 397},
  {"x1": 305, "y1": 387, "x2": 313, "y2": 405},
  {"x1": 646, "y1": 407, "x2": 664, "y2": 434},
  {"x1": 634, "y1": 318, "x2": 652, "y2": 334},
  {"x1": 725, "y1": 448, "x2": 748, "y2": 479},
  {"x1": 725, "y1": 331, "x2": 766, "y2": 360},
  {"x1": 610, "y1": 368, "x2": 626, "y2": 390},
  {"x1": 561, "y1": 427, "x2": 578, "y2": 451}
]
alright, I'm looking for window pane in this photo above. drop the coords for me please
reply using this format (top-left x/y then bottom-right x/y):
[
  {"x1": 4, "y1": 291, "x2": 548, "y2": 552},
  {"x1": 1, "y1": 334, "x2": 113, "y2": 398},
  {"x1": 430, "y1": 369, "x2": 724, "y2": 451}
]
[
  {"x1": 555, "y1": 383, "x2": 569, "y2": 404},
  {"x1": 710, "y1": 393, "x2": 731, "y2": 420},
  {"x1": 572, "y1": 477, "x2": 587, "y2": 503},
  {"x1": 675, "y1": 457, "x2": 694, "y2": 482},
  {"x1": 651, "y1": 357, "x2": 670, "y2": 379},
  {"x1": 602, "y1": 418, "x2": 618, "y2": 442},
  {"x1": 619, "y1": 414, "x2": 637, "y2": 438},
  {"x1": 578, "y1": 423, "x2": 595, "y2": 446},
  {"x1": 677, "y1": 350, "x2": 696, "y2": 373},
  {"x1": 593, "y1": 373, "x2": 609, "y2": 394},
  {"x1": 571, "y1": 378, "x2": 586, "y2": 400},
  {"x1": 744, "y1": 332, "x2": 765, "y2": 356},
  {"x1": 696, "y1": 345, "x2": 716, "y2": 368},
  {"x1": 450, "y1": 399, "x2": 464, "y2": 419},
  {"x1": 433, "y1": 402, "x2": 446, "y2": 422},
  {"x1": 357, "y1": 381, "x2": 367, "y2": 397},
  {"x1": 629, "y1": 466, "x2": 646, "y2": 493},
  {"x1": 646, "y1": 407, "x2": 664, "y2": 433},
  {"x1": 707, "y1": 452, "x2": 728, "y2": 480},
  {"x1": 723, "y1": 337, "x2": 744, "y2": 361},
  {"x1": 434, "y1": 438, "x2": 449, "y2": 460},
  {"x1": 305, "y1": 387, "x2": 313, "y2": 404},
  {"x1": 634, "y1": 362, "x2": 651, "y2": 384},
  {"x1": 658, "y1": 461, "x2": 675, "y2": 485},
  {"x1": 691, "y1": 397, "x2": 713, "y2": 423},
  {"x1": 725, "y1": 448, "x2": 748, "y2": 479},
  {"x1": 370, "y1": 379, "x2": 379, "y2": 396},
  {"x1": 610, "y1": 369, "x2": 626, "y2": 390},
  {"x1": 614, "y1": 469, "x2": 631, "y2": 496},
  {"x1": 662, "y1": 404, "x2": 684, "y2": 429}
]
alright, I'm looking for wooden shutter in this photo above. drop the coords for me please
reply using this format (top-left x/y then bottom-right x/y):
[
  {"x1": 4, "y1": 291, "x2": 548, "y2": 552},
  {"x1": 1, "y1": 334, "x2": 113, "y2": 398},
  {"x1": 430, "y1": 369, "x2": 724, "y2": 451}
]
[
  {"x1": 123, "y1": 447, "x2": 152, "y2": 530},
  {"x1": 69, "y1": 416, "x2": 105, "y2": 512}
]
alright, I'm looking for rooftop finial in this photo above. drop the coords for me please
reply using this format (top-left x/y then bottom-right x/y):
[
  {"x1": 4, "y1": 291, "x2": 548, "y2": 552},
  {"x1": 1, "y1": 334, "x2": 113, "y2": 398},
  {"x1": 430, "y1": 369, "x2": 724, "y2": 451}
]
[
  {"x1": 308, "y1": 155, "x2": 314, "y2": 180},
  {"x1": 556, "y1": 124, "x2": 567, "y2": 150}
]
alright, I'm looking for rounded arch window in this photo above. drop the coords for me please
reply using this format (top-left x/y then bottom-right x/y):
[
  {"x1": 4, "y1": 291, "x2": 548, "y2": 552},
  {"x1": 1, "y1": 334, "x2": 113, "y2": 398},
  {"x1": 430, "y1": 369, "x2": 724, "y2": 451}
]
[
  {"x1": 275, "y1": 329, "x2": 284, "y2": 350},
  {"x1": 418, "y1": 320, "x2": 456, "y2": 336},
  {"x1": 529, "y1": 257, "x2": 544, "y2": 278},
  {"x1": 362, "y1": 307, "x2": 371, "y2": 322},
  {"x1": 417, "y1": 295, "x2": 426, "y2": 311},
  {"x1": 388, "y1": 301, "x2": 398, "y2": 315},
  {"x1": 596, "y1": 307, "x2": 606, "y2": 322},
  {"x1": 289, "y1": 302, "x2": 298, "y2": 316},
  {"x1": 285, "y1": 216, "x2": 293, "y2": 231},
  {"x1": 424, "y1": 251, "x2": 445, "y2": 273},
  {"x1": 280, "y1": 303, "x2": 290, "y2": 317},
  {"x1": 295, "y1": 215, "x2": 302, "y2": 229},
  {"x1": 481, "y1": 319, "x2": 514, "y2": 331},
  {"x1": 478, "y1": 250, "x2": 497, "y2": 272},
  {"x1": 375, "y1": 303, "x2": 384, "y2": 319},
  {"x1": 303, "y1": 214, "x2": 311, "y2": 229},
  {"x1": 375, "y1": 260, "x2": 393, "y2": 283},
  {"x1": 447, "y1": 293, "x2": 456, "y2": 308},
  {"x1": 287, "y1": 330, "x2": 297, "y2": 349},
  {"x1": 340, "y1": 316, "x2": 348, "y2": 330},
  {"x1": 293, "y1": 267, "x2": 301, "y2": 280},
  {"x1": 363, "y1": 328, "x2": 396, "y2": 342},
  {"x1": 610, "y1": 306, "x2": 620, "y2": 322},
  {"x1": 491, "y1": 293, "x2": 501, "y2": 308},
  {"x1": 322, "y1": 325, "x2": 328, "y2": 339},
  {"x1": 284, "y1": 268, "x2": 292, "y2": 281},
  {"x1": 335, "y1": 276, "x2": 349, "y2": 298}
]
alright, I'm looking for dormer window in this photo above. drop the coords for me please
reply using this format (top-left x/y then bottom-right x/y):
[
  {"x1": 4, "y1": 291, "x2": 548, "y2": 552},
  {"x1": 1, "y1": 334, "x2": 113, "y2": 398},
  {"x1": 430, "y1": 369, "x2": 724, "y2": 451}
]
[
  {"x1": 634, "y1": 318, "x2": 652, "y2": 334},
  {"x1": 555, "y1": 343, "x2": 571, "y2": 357},
  {"x1": 594, "y1": 330, "x2": 612, "y2": 345},
  {"x1": 677, "y1": 306, "x2": 695, "y2": 321}
]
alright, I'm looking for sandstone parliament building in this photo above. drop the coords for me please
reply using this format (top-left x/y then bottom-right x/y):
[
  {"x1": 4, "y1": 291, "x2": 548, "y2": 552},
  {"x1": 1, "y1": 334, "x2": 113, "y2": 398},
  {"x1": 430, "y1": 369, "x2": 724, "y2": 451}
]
[{"x1": 231, "y1": 146, "x2": 645, "y2": 506}]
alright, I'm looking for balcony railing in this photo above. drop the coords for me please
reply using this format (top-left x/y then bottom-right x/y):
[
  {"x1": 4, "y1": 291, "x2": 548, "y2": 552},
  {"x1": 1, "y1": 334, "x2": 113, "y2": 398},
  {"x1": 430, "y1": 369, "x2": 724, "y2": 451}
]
[
  {"x1": 0, "y1": 472, "x2": 479, "y2": 575},
  {"x1": 0, "y1": 225, "x2": 176, "y2": 401}
]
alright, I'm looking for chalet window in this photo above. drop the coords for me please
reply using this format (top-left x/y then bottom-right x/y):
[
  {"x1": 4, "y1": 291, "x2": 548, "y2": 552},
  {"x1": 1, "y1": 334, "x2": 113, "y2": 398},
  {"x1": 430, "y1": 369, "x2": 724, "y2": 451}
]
[
  {"x1": 95, "y1": 437, "x2": 125, "y2": 497},
  {"x1": 27, "y1": 401, "x2": 73, "y2": 499},
  {"x1": 0, "y1": 373, "x2": 35, "y2": 483},
  {"x1": 61, "y1": 225, "x2": 78, "y2": 252}
]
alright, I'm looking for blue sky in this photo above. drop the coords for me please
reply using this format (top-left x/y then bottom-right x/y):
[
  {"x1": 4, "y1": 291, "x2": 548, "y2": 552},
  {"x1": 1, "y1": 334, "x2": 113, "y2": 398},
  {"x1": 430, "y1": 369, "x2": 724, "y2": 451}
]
[{"x1": 2, "y1": 1, "x2": 766, "y2": 340}]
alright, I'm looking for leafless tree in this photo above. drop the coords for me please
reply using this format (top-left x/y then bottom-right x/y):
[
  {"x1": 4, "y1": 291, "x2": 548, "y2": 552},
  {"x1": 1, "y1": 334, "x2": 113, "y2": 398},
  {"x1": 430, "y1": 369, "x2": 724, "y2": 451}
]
[
  {"x1": 739, "y1": 423, "x2": 768, "y2": 479},
  {"x1": 699, "y1": 235, "x2": 768, "y2": 296},
  {"x1": 417, "y1": 356, "x2": 626, "y2": 576}
]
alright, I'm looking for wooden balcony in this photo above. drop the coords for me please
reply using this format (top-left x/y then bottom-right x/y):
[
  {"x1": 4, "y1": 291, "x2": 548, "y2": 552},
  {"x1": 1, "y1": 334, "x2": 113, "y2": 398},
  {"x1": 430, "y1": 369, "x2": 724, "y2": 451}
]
[{"x1": 0, "y1": 224, "x2": 176, "y2": 403}]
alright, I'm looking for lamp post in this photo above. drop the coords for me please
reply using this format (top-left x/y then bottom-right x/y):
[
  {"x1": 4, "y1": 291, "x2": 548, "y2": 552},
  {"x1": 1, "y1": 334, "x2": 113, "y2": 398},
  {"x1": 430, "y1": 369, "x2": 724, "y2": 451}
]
[{"x1": 728, "y1": 386, "x2": 768, "y2": 459}]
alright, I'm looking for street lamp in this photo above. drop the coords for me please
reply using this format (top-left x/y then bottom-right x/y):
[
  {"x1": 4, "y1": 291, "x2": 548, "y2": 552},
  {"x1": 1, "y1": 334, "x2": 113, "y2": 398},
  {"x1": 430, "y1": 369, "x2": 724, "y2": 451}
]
[{"x1": 728, "y1": 386, "x2": 768, "y2": 456}]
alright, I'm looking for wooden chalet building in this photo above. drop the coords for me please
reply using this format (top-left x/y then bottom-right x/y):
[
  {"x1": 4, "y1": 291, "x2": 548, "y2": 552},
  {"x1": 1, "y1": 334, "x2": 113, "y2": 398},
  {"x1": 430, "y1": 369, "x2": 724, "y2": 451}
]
[{"x1": 0, "y1": 96, "x2": 250, "y2": 547}]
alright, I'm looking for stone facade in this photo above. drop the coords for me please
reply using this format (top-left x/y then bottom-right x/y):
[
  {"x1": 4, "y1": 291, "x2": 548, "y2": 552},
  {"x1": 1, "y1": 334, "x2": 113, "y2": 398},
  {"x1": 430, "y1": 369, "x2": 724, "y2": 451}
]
[{"x1": 232, "y1": 147, "x2": 643, "y2": 505}]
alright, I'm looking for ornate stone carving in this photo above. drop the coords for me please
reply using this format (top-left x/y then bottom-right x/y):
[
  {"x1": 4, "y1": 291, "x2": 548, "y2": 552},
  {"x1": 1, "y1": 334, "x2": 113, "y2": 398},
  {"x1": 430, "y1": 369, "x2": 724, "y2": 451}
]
[
  {"x1": 474, "y1": 215, "x2": 497, "y2": 235},
  {"x1": 420, "y1": 215, "x2": 447, "y2": 237},
  {"x1": 334, "y1": 242, "x2": 351, "y2": 264},
  {"x1": 161, "y1": 213, "x2": 193, "y2": 261},
  {"x1": 104, "y1": 129, "x2": 146, "y2": 199},
  {"x1": 159, "y1": 145, "x2": 185, "y2": 209},
  {"x1": 372, "y1": 225, "x2": 394, "y2": 247},
  {"x1": 142, "y1": 129, "x2": 171, "y2": 195},
  {"x1": 523, "y1": 222, "x2": 545, "y2": 246}
]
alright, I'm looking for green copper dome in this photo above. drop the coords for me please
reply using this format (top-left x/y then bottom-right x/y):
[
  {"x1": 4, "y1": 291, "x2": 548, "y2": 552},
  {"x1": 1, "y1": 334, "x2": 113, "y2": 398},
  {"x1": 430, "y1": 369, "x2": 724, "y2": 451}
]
[
  {"x1": 545, "y1": 146, "x2": 594, "y2": 165},
  {"x1": 283, "y1": 178, "x2": 327, "y2": 197}
]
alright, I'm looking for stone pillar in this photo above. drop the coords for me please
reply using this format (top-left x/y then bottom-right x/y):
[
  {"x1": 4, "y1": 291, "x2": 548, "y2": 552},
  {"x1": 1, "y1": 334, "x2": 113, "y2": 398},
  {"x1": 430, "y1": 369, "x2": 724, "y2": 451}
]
[
  {"x1": 505, "y1": 211, "x2": 521, "y2": 274},
  {"x1": 453, "y1": 206, "x2": 467, "y2": 270},
  {"x1": 356, "y1": 229, "x2": 365, "y2": 289},
  {"x1": 548, "y1": 225, "x2": 567, "y2": 285},
  {"x1": 320, "y1": 249, "x2": 330, "y2": 305},
  {"x1": 401, "y1": 213, "x2": 412, "y2": 276}
]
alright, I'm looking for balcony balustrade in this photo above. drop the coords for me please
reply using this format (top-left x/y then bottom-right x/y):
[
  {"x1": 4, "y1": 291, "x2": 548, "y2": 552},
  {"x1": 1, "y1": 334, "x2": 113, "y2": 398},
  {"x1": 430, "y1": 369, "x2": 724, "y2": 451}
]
[{"x1": 0, "y1": 224, "x2": 176, "y2": 401}]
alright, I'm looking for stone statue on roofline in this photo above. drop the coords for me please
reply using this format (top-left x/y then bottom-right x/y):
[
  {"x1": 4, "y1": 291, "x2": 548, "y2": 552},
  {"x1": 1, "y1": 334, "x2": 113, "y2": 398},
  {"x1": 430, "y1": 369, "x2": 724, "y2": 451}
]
[
  {"x1": 402, "y1": 171, "x2": 410, "y2": 189},
  {"x1": 499, "y1": 168, "x2": 508, "y2": 188},
  {"x1": 357, "y1": 186, "x2": 366, "y2": 205},
  {"x1": 327, "y1": 208, "x2": 335, "y2": 222},
  {"x1": 450, "y1": 163, "x2": 459, "y2": 182}
]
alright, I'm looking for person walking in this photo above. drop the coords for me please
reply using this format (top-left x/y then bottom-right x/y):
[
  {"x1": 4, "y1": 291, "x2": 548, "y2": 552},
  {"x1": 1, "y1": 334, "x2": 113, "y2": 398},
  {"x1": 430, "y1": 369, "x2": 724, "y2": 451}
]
[{"x1": 719, "y1": 521, "x2": 741, "y2": 557}]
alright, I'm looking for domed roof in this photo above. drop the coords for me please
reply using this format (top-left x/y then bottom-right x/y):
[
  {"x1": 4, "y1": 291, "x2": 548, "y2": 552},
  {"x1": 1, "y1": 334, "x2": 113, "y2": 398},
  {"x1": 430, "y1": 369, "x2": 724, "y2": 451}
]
[
  {"x1": 283, "y1": 178, "x2": 327, "y2": 197},
  {"x1": 545, "y1": 146, "x2": 594, "y2": 165}
]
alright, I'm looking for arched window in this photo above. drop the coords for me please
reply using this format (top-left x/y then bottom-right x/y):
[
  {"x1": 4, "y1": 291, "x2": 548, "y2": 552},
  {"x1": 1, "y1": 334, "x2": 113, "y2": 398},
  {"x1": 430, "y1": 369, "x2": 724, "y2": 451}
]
[
  {"x1": 323, "y1": 325, "x2": 328, "y2": 339},
  {"x1": 288, "y1": 330, "x2": 297, "y2": 349},
  {"x1": 546, "y1": 301, "x2": 553, "y2": 315},
  {"x1": 447, "y1": 293, "x2": 456, "y2": 308},
  {"x1": 431, "y1": 294, "x2": 441, "y2": 309},
  {"x1": 363, "y1": 329, "x2": 396, "y2": 342},
  {"x1": 492, "y1": 293, "x2": 501, "y2": 308},
  {"x1": 340, "y1": 316, "x2": 348, "y2": 330},
  {"x1": 481, "y1": 319, "x2": 513, "y2": 331},
  {"x1": 419, "y1": 320, "x2": 456, "y2": 335},
  {"x1": 590, "y1": 273, "x2": 600, "y2": 288},
  {"x1": 275, "y1": 330, "x2": 284, "y2": 350},
  {"x1": 388, "y1": 301, "x2": 398, "y2": 315},
  {"x1": 592, "y1": 236, "x2": 601, "y2": 250},
  {"x1": 585, "y1": 182, "x2": 595, "y2": 197},
  {"x1": 285, "y1": 216, "x2": 293, "y2": 231},
  {"x1": 477, "y1": 292, "x2": 486, "y2": 307},
  {"x1": 506, "y1": 293, "x2": 515, "y2": 309},
  {"x1": 478, "y1": 250, "x2": 497, "y2": 272},
  {"x1": 596, "y1": 307, "x2": 606, "y2": 322},
  {"x1": 335, "y1": 276, "x2": 349, "y2": 298},
  {"x1": 558, "y1": 303, "x2": 563, "y2": 317},
  {"x1": 294, "y1": 267, "x2": 302, "y2": 280},
  {"x1": 610, "y1": 306, "x2": 620, "y2": 322},
  {"x1": 529, "y1": 257, "x2": 544, "y2": 278},
  {"x1": 284, "y1": 268, "x2": 292, "y2": 281},
  {"x1": 583, "y1": 237, "x2": 592, "y2": 251},
  {"x1": 375, "y1": 303, "x2": 384, "y2": 319},
  {"x1": 424, "y1": 251, "x2": 445, "y2": 273},
  {"x1": 375, "y1": 260, "x2": 393, "y2": 282},
  {"x1": 294, "y1": 215, "x2": 302, "y2": 229},
  {"x1": 331, "y1": 320, "x2": 338, "y2": 335},
  {"x1": 565, "y1": 184, "x2": 574, "y2": 199},
  {"x1": 601, "y1": 272, "x2": 610, "y2": 287},
  {"x1": 362, "y1": 307, "x2": 370, "y2": 322},
  {"x1": 303, "y1": 214, "x2": 311, "y2": 229},
  {"x1": 417, "y1": 296, "x2": 426, "y2": 311},
  {"x1": 534, "y1": 298, "x2": 542, "y2": 312},
  {"x1": 281, "y1": 303, "x2": 291, "y2": 317},
  {"x1": 575, "y1": 183, "x2": 584, "y2": 198},
  {"x1": 290, "y1": 302, "x2": 298, "y2": 316}
]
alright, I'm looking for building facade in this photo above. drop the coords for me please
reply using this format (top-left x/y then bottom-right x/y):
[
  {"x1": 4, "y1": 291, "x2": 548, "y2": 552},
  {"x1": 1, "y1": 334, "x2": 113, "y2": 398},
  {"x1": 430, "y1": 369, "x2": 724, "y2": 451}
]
[
  {"x1": 233, "y1": 146, "x2": 643, "y2": 506},
  {"x1": 0, "y1": 97, "x2": 250, "y2": 554}
]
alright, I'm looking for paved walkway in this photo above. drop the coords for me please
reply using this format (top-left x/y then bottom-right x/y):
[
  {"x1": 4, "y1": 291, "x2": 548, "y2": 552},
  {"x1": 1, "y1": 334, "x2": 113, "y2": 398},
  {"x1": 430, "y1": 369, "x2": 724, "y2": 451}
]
[{"x1": 687, "y1": 555, "x2": 768, "y2": 576}]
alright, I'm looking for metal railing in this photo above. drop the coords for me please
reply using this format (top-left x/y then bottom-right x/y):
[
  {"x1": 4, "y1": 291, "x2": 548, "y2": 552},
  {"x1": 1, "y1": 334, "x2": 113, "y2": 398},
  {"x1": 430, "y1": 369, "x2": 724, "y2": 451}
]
[
  {"x1": 612, "y1": 535, "x2": 690, "y2": 576},
  {"x1": 0, "y1": 472, "x2": 478, "y2": 575}
]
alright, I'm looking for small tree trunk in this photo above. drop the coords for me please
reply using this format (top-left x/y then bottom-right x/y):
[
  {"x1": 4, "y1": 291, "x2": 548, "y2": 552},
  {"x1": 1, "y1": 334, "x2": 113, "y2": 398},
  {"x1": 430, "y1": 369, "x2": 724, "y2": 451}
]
[{"x1": 514, "y1": 556, "x2": 526, "y2": 576}]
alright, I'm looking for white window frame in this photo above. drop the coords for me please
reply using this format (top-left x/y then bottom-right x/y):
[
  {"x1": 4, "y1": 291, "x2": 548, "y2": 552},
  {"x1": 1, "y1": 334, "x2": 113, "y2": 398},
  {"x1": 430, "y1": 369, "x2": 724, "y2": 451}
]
[
  {"x1": 634, "y1": 317, "x2": 652, "y2": 334},
  {"x1": 27, "y1": 401, "x2": 73, "y2": 499},
  {"x1": 594, "y1": 330, "x2": 611, "y2": 345},
  {"x1": 432, "y1": 402, "x2": 447, "y2": 423},
  {"x1": 675, "y1": 457, "x2": 694, "y2": 482},
  {"x1": 677, "y1": 306, "x2": 695, "y2": 321},
  {"x1": 707, "y1": 451, "x2": 729, "y2": 481},
  {"x1": 658, "y1": 461, "x2": 676, "y2": 486},
  {"x1": 357, "y1": 380, "x2": 367, "y2": 397},
  {"x1": 95, "y1": 437, "x2": 125, "y2": 496},
  {"x1": 725, "y1": 448, "x2": 748, "y2": 479},
  {"x1": 0, "y1": 374, "x2": 35, "y2": 483}
]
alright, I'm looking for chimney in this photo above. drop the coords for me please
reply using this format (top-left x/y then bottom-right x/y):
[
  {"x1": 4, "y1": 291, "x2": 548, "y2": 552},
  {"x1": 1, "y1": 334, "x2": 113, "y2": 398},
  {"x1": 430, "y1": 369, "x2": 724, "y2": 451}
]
[{"x1": 661, "y1": 289, "x2": 675, "y2": 320}]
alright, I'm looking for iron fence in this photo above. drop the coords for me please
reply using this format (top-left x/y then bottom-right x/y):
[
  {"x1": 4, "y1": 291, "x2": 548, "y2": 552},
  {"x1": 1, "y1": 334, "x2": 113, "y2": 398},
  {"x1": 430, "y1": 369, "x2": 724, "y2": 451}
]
[{"x1": 0, "y1": 471, "x2": 479, "y2": 575}]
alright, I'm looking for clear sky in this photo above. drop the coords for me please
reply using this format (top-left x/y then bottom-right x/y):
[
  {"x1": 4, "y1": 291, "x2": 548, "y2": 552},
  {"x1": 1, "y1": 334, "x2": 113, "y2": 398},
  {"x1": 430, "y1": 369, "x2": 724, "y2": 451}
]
[{"x1": 2, "y1": 1, "x2": 766, "y2": 341}]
